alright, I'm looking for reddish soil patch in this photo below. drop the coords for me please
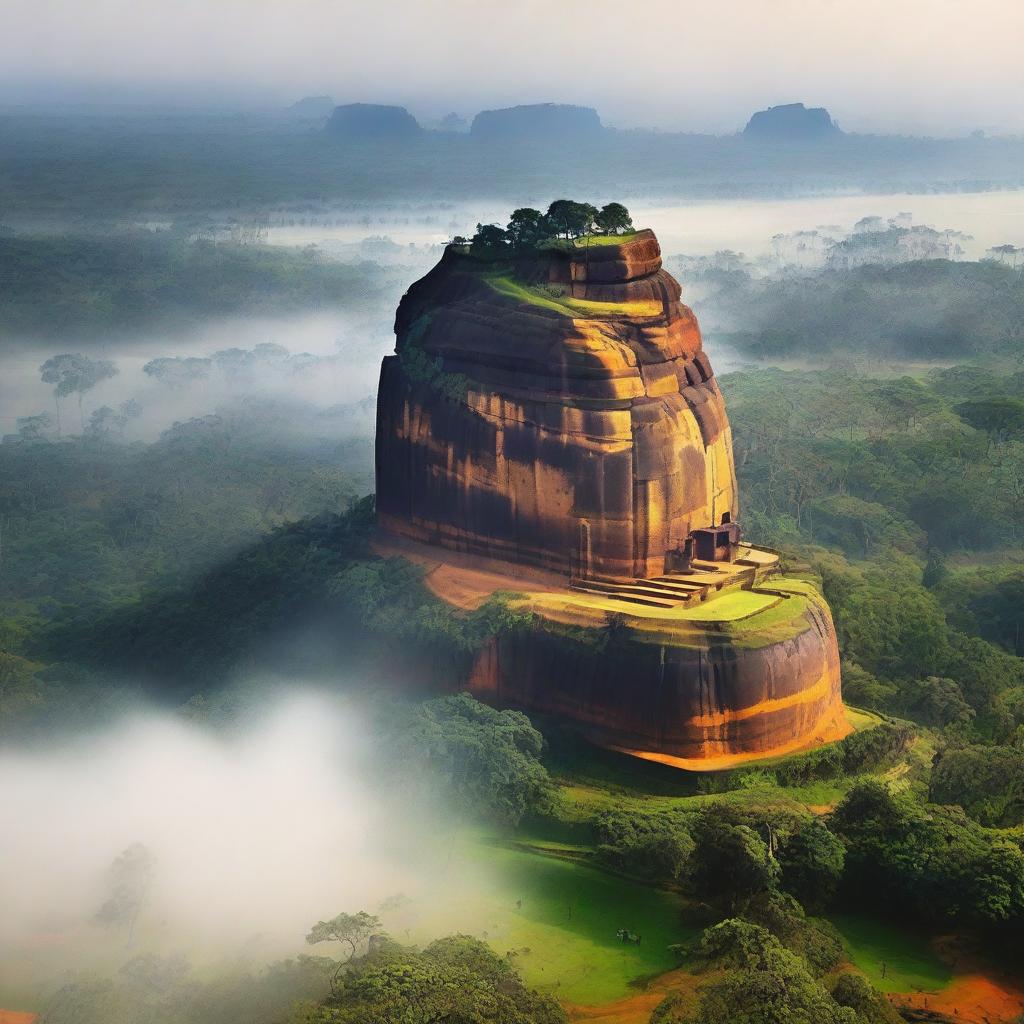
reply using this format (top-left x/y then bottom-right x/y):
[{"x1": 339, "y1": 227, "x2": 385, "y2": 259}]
[
  {"x1": 563, "y1": 968, "x2": 707, "y2": 1024},
  {"x1": 0, "y1": 1011, "x2": 38, "y2": 1024},
  {"x1": 893, "y1": 973, "x2": 1024, "y2": 1023},
  {"x1": 890, "y1": 934, "x2": 1024, "y2": 1024},
  {"x1": 563, "y1": 990, "x2": 665, "y2": 1024}
]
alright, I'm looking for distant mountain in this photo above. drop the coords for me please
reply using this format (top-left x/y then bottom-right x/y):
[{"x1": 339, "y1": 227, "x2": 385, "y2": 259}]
[
  {"x1": 470, "y1": 103, "x2": 603, "y2": 141},
  {"x1": 438, "y1": 112, "x2": 468, "y2": 132},
  {"x1": 286, "y1": 95, "x2": 335, "y2": 119},
  {"x1": 325, "y1": 103, "x2": 422, "y2": 139},
  {"x1": 743, "y1": 102, "x2": 841, "y2": 141}
]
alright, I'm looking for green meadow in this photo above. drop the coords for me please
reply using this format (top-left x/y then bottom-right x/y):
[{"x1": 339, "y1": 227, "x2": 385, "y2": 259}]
[
  {"x1": 830, "y1": 913, "x2": 952, "y2": 993},
  {"x1": 387, "y1": 837, "x2": 694, "y2": 1005}
]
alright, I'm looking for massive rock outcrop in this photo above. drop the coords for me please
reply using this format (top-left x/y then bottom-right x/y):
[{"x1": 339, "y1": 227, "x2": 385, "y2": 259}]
[
  {"x1": 374, "y1": 228, "x2": 845, "y2": 765},
  {"x1": 470, "y1": 103, "x2": 604, "y2": 142},
  {"x1": 376, "y1": 230, "x2": 737, "y2": 579},
  {"x1": 325, "y1": 103, "x2": 422, "y2": 139},
  {"x1": 468, "y1": 581, "x2": 845, "y2": 765},
  {"x1": 743, "y1": 102, "x2": 840, "y2": 141}
]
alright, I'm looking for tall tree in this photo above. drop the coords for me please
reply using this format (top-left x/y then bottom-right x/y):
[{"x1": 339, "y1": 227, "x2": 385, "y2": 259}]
[
  {"x1": 306, "y1": 910, "x2": 382, "y2": 993},
  {"x1": 506, "y1": 207, "x2": 547, "y2": 249},
  {"x1": 40, "y1": 353, "x2": 118, "y2": 433},
  {"x1": 142, "y1": 356, "x2": 213, "y2": 388},
  {"x1": 546, "y1": 200, "x2": 597, "y2": 239},
  {"x1": 95, "y1": 842, "x2": 155, "y2": 947},
  {"x1": 595, "y1": 202, "x2": 633, "y2": 235},
  {"x1": 956, "y1": 398, "x2": 1024, "y2": 446}
]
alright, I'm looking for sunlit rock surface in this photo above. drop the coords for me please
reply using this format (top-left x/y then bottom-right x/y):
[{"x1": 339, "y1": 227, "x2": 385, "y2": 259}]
[
  {"x1": 466, "y1": 577, "x2": 846, "y2": 767},
  {"x1": 376, "y1": 229, "x2": 737, "y2": 578},
  {"x1": 374, "y1": 229, "x2": 845, "y2": 764}
]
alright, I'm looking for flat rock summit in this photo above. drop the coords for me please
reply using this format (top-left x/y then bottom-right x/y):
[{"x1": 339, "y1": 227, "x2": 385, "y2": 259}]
[
  {"x1": 470, "y1": 103, "x2": 603, "y2": 141},
  {"x1": 743, "y1": 102, "x2": 841, "y2": 140}
]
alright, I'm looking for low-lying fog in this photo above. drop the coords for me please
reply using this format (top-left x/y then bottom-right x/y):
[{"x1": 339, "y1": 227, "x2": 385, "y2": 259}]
[
  {"x1": 5, "y1": 191, "x2": 1023, "y2": 442},
  {"x1": 260, "y1": 190, "x2": 1024, "y2": 261},
  {"x1": 0, "y1": 310, "x2": 394, "y2": 442},
  {"x1": 0, "y1": 690, "x2": 483, "y2": 998}
]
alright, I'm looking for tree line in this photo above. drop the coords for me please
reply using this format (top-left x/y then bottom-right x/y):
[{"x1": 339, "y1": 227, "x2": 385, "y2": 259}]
[
  {"x1": 460, "y1": 199, "x2": 634, "y2": 255},
  {"x1": 0, "y1": 231, "x2": 398, "y2": 337}
]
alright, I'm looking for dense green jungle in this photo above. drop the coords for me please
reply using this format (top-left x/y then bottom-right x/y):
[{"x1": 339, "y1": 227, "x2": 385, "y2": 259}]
[{"x1": 2, "y1": 121, "x2": 1024, "y2": 1024}]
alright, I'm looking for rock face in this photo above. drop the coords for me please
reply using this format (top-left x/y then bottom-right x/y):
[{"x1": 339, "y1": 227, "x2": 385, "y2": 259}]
[
  {"x1": 326, "y1": 103, "x2": 422, "y2": 139},
  {"x1": 470, "y1": 103, "x2": 603, "y2": 141},
  {"x1": 374, "y1": 227, "x2": 845, "y2": 765},
  {"x1": 375, "y1": 230, "x2": 737, "y2": 579},
  {"x1": 468, "y1": 587, "x2": 845, "y2": 763},
  {"x1": 743, "y1": 102, "x2": 840, "y2": 141}
]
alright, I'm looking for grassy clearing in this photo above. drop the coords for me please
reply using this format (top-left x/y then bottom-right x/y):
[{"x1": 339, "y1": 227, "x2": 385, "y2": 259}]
[
  {"x1": 573, "y1": 231, "x2": 644, "y2": 248},
  {"x1": 389, "y1": 836, "x2": 694, "y2": 1005},
  {"x1": 521, "y1": 575, "x2": 814, "y2": 650},
  {"x1": 679, "y1": 589, "x2": 778, "y2": 622},
  {"x1": 830, "y1": 913, "x2": 952, "y2": 993},
  {"x1": 485, "y1": 274, "x2": 660, "y2": 319},
  {"x1": 386, "y1": 717, "x2": 949, "y2": 1007},
  {"x1": 846, "y1": 706, "x2": 885, "y2": 732}
]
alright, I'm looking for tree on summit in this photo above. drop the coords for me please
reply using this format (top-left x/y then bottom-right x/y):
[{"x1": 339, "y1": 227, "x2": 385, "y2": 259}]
[
  {"x1": 506, "y1": 207, "x2": 547, "y2": 248},
  {"x1": 546, "y1": 199, "x2": 598, "y2": 239},
  {"x1": 596, "y1": 202, "x2": 633, "y2": 235},
  {"x1": 468, "y1": 200, "x2": 633, "y2": 250},
  {"x1": 470, "y1": 222, "x2": 510, "y2": 256}
]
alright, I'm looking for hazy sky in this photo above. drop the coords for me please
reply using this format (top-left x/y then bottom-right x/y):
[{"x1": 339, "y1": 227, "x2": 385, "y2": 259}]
[{"x1": 3, "y1": 0, "x2": 1023, "y2": 135}]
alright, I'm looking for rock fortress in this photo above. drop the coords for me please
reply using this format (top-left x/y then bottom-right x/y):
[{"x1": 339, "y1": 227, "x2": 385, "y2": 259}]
[{"x1": 373, "y1": 225, "x2": 847, "y2": 768}]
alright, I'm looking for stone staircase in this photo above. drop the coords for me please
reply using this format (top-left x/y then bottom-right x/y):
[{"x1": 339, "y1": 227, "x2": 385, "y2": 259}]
[{"x1": 568, "y1": 550, "x2": 774, "y2": 610}]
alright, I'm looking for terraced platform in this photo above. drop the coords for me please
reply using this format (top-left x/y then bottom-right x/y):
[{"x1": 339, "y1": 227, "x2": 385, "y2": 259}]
[{"x1": 568, "y1": 545, "x2": 776, "y2": 611}]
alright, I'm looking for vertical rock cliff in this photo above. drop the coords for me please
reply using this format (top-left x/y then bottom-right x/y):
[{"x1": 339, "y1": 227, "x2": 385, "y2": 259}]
[
  {"x1": 374, "y1": 227, "x2": 845, "y2": 764},
  {"x1": 376, "y1": 229, "x2": 738, "y2": 579}
]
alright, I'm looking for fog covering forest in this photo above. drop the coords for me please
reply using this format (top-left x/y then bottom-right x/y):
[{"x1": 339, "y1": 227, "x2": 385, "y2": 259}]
[
  {"x1": 2, "y1": 110, "x2": 1024, "y2": 218},
  {"x1": 3, "y1": 112, "x2": 1024, "y2": 1022}
]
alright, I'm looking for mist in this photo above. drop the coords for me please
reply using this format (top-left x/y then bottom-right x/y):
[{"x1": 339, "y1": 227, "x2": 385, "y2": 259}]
[
  {"x1": 3, "y1": 0, "x2": 1024, "y2": 135},
  {"x1": 0, "y1": 309, "x2": 394, "y2": 443},
  {"x1": 0, "y1": 689, "x2": 484, "y2": 1000},
  {"x1": 4, "y1": 192, "x2": 1021, "y2": 442}
]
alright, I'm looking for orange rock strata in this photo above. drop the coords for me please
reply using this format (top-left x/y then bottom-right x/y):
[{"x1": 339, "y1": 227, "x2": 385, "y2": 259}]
[
  {"x1": 376, "y1": 229, "x2": 737, "y2": 579},
  {"x1": 374, "y1": 228, "x2": 844, "y2": 763},
  {"x1": 466, "y1": 588, "x2": 845, "y2": 762}
]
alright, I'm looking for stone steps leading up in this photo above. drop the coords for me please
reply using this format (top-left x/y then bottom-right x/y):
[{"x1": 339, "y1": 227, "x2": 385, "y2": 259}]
[{"x1": 568, "y1": 583, "x2": 678, "y2": 609}]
